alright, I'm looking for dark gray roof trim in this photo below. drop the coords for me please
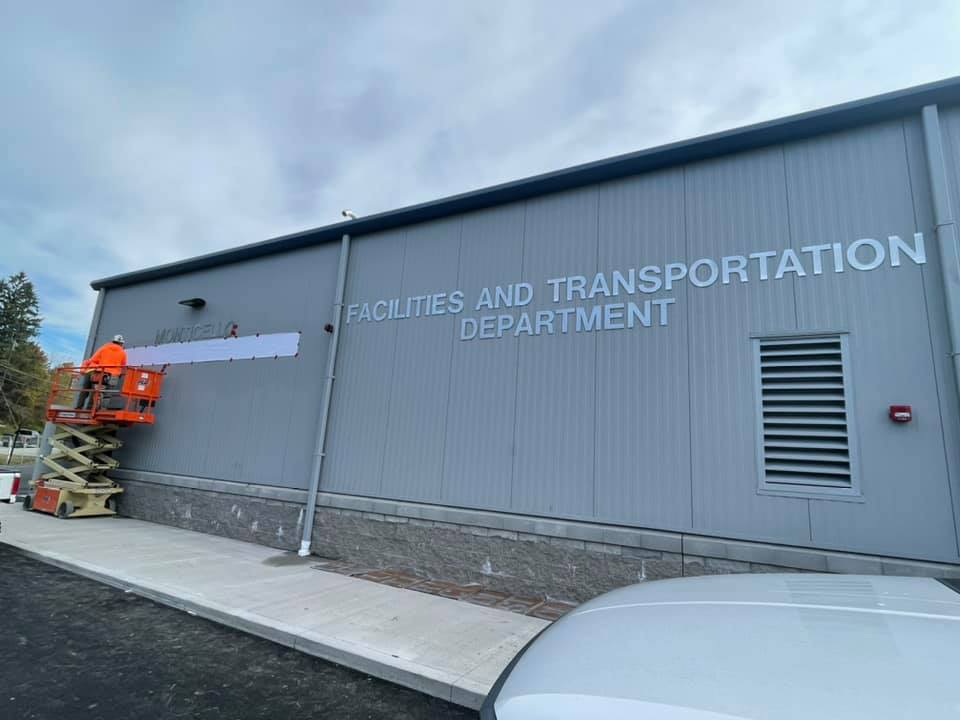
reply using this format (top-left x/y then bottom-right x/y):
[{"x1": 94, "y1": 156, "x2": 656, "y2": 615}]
[{"x1": 92, "y1": 76, "x2": 960, "y2": 290}]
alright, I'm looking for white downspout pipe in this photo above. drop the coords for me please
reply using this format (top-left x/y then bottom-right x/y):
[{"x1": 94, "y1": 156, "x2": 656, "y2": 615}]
[
  {"x1": 299, "y1": 233, "x2": 351, "y2": 556},
  {"x1": 922, "y1": 105, "x2": 960, "y2": 400}
]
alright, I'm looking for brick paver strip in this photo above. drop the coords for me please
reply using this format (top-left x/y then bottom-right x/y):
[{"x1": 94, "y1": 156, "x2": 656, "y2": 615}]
[
  {"x1": 355, "y1": 569, "x2": 398, "y2": 582},
  {"x1": 528, "y1": 601, "x2": 576, "y2": 621},
  {"x1": 435, "y1": 584, "x2": 481, "y2": 600},
  {"x1": 378, "y1": 574, "x2": 425, "y2": 589},
  {"x1": 496, "y1": 596, "x2": 544, "y2": 614},
  {"x1": 410, "y1": 580, "x2": 461, "y2": 596},
  {"x1": 464, "y1": 590, "x2": 512, "y2": 607},
  {"x1": 312, "y1": 557, "x2": 580, "y2": 619}
]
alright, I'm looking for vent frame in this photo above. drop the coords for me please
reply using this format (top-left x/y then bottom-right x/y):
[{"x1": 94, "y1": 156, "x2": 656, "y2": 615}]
[{"x1": 752, "y1": 332, "x2": 862, "y2": 500}]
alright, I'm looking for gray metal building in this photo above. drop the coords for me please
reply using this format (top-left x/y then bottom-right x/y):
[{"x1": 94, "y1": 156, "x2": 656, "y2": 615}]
[{"x1": 87, "y1": 78, "x2": 960, "y2": 601}]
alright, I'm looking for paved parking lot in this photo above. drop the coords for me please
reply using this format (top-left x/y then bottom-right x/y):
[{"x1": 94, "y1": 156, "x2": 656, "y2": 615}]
[{"x1": 0, "y1": 545, "x2": 477, "y2": 720}]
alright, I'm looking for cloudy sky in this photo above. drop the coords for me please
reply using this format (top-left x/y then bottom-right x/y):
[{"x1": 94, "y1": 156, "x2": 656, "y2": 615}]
[{"x1": 2, "y1": 0, "x2": 959, "y2": 363}]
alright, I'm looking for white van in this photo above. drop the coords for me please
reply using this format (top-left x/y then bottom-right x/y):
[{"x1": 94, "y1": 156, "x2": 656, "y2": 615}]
[{"x1": 483, "y1": 573, "x2": 960, "y2": 720}]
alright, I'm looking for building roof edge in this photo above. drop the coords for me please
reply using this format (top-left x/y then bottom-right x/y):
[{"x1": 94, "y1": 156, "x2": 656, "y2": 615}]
[{"x1": 92, "y1": 75, "x2": 960, "y2": 290}]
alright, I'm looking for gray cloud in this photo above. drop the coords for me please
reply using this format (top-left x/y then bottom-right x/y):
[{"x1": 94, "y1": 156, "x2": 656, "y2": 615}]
[{"x1": 1, "y1": 0, "x2": 958, "y2": 363}]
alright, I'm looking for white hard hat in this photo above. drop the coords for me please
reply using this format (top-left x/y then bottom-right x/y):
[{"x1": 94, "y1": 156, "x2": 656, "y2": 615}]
[{"x1": 113, "y1": 334, "x2": 125, "y2": 345}]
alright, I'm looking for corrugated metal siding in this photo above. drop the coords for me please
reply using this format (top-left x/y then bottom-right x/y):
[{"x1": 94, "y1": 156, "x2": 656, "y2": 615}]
[
  {"x1": 323, "y1": 229, "x2": 405, "y2": 496},
  {"x1": 939, "y1": 105, "x2": 960, "y2": 234},
  {"x1": 96, "y1": 244, "x2": 337, "y2": 489},
  {"x1": 594, "y1": 169, "x2": 691, "y2": 529},
  {"x1": 379, "y1": 218, "x2": 462, "y2": 502},
  {"x1": 441, "y1": 205, "x2": 526, "y2": 510},
  {"x1": 913, "y1": 111, "x2": 960, "y2": 557},
  {"x1": 241, "y1": 363, "x2": 298, "y2": 482},
  {"x1": 201, "y1": 363, "x2": 254, "y2": 480},
  {"x1": 685, "y1": 147, "x2": 811, "y2": 544},
  {"x1": 785, "y1": 121, "x2": 958, "y2": 561},
  {"x1": 93, "y1": 111, "x2": 960, "y2": 564},
  {"x1": 119, "y1": 363, "x2": 218, "y2": 477},
  {"x1": 511, "y1": 188, "x2": 599, "y2": 518}
]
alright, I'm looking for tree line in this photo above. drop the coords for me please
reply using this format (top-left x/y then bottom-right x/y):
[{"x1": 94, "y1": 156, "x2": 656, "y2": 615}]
[{"x1": 0, "y1": 271, "x2": 51, "y2": 451}]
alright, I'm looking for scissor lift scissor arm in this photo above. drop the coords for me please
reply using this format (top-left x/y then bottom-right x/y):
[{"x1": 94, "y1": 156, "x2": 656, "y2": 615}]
[{"x1": 25, "y1": 366, "x2": 165, "y2": 519}]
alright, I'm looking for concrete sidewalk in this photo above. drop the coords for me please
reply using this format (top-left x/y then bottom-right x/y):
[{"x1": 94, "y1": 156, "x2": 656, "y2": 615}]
[{"x1": 0, "y1": 503, "x2": 547, "y2": 709}]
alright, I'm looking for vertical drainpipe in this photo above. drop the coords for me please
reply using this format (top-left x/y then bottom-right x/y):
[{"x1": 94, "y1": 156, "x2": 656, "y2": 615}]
[
  {"x1": 31, "y1": 289, "x2": 106, "y2": 484},
  {"x1": 299, "y1": 233, "x2": 351, "y2": 556},
  {"x1": 921, "y1": 105, "x2": 960, "y2": 399}
]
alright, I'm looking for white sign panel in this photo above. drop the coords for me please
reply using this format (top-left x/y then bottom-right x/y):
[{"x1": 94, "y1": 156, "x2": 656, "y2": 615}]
[{"x1": 126, "y1": 332, "x2": 300, "y2": 366}]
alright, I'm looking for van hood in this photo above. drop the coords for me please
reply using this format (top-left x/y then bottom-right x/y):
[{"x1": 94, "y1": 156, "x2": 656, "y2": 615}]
[{"x1": 493, "y1": 574, "x2": 960, "y2": 720}]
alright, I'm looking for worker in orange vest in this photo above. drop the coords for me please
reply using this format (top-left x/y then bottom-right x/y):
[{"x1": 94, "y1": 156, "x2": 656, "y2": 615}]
[{"x1": 75, "y1": 334, "x2": 127, "y2": 410}]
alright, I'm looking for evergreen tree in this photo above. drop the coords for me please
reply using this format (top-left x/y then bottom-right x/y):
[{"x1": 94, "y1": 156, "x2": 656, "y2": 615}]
[{"x1": 0, "y1": 272, "x2": 42, "y2": 350}]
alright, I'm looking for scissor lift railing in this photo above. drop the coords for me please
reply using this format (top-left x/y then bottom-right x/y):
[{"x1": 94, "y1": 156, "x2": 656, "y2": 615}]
[
  {"x1": 25, "y1": 366, "x2": 164, "y2": 519},
  {"x1": 46, "y1": 366, "x2": 163, "y2": 426}
]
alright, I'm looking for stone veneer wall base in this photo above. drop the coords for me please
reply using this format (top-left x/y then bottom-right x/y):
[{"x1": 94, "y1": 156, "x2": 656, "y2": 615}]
[{"x1": 113, "y1": 471, "x2": 960, "y2": 604}]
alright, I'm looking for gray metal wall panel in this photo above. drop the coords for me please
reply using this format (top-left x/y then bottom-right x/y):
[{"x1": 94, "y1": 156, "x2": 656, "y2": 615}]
[
  {"x1": 441, "y1": 205, "x2": 526, "y2": 510},
  {"x1": 114, "y1": 364, "x2": 217, "y2": 478},
  {"x1": 379, "y1": 218, "x2": 463, "y2": 502},
  {"x1": 511, "y1": 187, "x2": 599, "y2": 518},
  {"x1": 594, "y1": 170, "x2": 692, "y2": 530},
  {"x1": 322, "y1": 229, "x2": 405, "y2": 496},
  {"x1": 201, "y1": 362, "x2": 257, "y2": 480},
  {"x1": 932, "y1": 107, "x2": 960, "y2": 555},
  {"x1": 685, "y1": 147, "x2": 812, "y2": 544},
  {"x1": 96, "y1": 245, "x2": 337, "y2": 489},
  {"x1": 941, "y1": 105, "x2": 960, "y2": 236},
  {"x1": 785, "y1": 121, "x2": 959, "y2": 562},
  {"x1": 240, "y1": 364, "x2": 298, "y2": 483},
  {"x1": 91, "y1": 112, "x2": 960, "y2": 566}
]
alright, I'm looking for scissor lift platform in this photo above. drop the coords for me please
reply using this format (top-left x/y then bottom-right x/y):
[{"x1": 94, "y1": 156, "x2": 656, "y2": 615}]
[{"x1": 25, "y1": 366, "x2": 164, "y2": 519}]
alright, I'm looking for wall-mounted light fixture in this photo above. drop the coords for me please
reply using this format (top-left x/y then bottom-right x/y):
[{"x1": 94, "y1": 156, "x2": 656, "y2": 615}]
[{"x1": 178, "y1": 297, "x2": 206, "y2": 309}]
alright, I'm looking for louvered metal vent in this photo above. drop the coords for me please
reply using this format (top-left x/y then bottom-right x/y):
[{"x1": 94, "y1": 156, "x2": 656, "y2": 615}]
[{"x1": 756, "y1": 335, "x2": 855, "y2": 491}]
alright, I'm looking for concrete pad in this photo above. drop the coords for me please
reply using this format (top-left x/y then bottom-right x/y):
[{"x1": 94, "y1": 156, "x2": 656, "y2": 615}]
[
  {"x1": 454, "y1": 627, "x2": 541, "y2": 690},
  {"x1": 127, "y1": 556, "x2": 289, "y2": 586},
  {"x1": 252, "y1": 579, "x2": 401, "y2": 624},
  {"x1": 295, "y1": 629, "x2": 462, "y2": 702},
  {"x1": 302, "y1": 589, "x2": 544, "y2": 675},
  {"x1": 223, "y1": 573, "x2": 357, "y2": 611},
  {"x1": 451, "y1": 675, "x2": 492, "y2": 709},
  {"x1": 0, "y1": 502, "x2": 545, "y2": 709}
]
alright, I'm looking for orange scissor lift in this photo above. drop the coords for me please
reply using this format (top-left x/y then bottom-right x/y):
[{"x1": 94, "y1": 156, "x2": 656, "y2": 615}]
[{"x1": 24, "y1": 366, "x2": 165, "y2": 519}]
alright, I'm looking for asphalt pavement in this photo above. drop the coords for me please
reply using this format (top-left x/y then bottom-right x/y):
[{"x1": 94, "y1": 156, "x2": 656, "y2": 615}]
[
  {"x1": 0, "y1": 545, "x2": 477, "y2": 720},
  {"x1": 0, "y1": 503, "x2": 544, "y2": 707}
]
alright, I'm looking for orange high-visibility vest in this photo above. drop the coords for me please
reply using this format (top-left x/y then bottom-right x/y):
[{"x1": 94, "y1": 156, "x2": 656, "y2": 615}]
[{"x1": 82, "y1": 342, "x2": 127, "y2": 374}]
